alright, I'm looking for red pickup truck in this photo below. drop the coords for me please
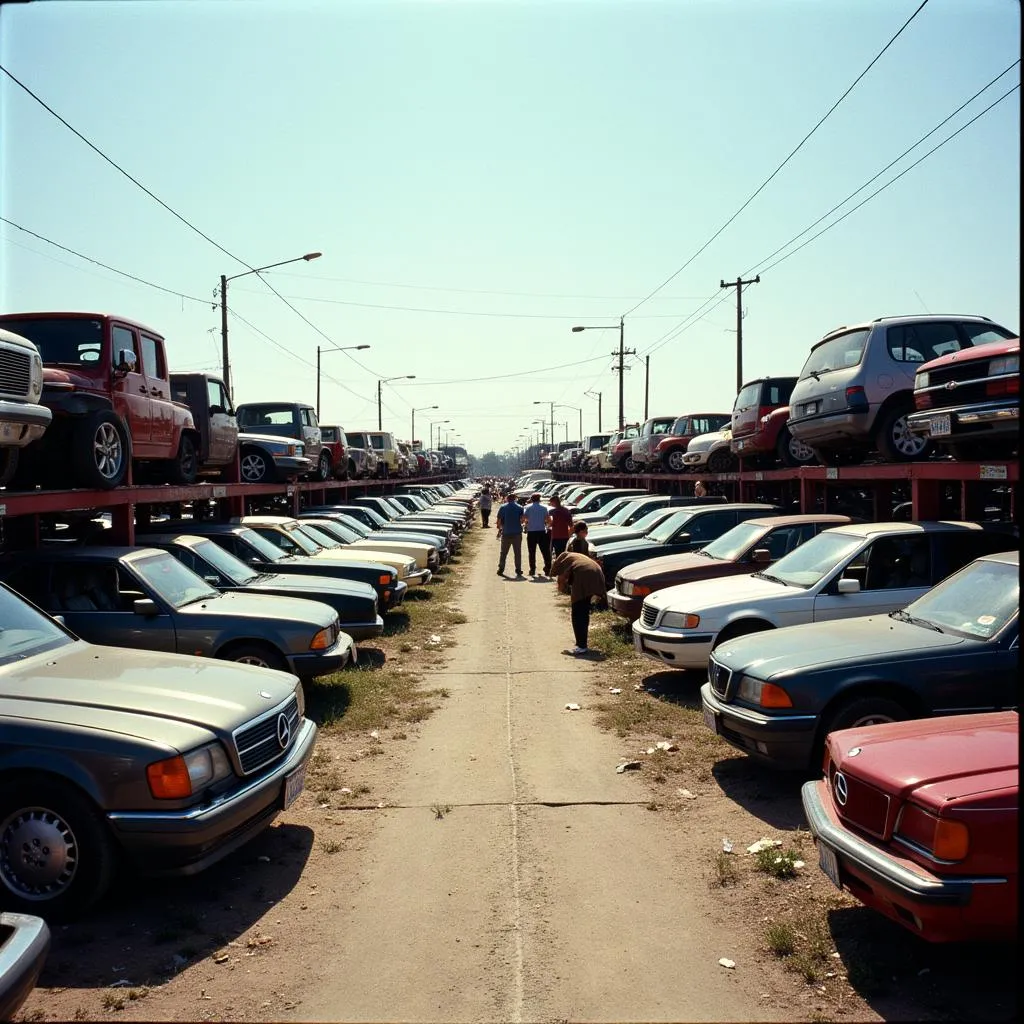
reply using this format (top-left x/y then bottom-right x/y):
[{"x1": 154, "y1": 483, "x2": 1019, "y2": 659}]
[{"x1": 0, "y1": 312, "x2": 200, "y2": 489}]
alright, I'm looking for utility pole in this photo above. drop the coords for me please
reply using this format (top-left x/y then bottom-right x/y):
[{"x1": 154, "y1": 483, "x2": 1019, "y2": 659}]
[
  {"x1": 220, "y1": 275, "x2": 230, "y2": 398},
  {"x1": 720, "y1": 275, "x2": 760, "y2": 392},
  {"x1": 613, "y1": 316, "x2": 636, "y2": 432},
  {"x1": 643, "y1": 356, "x2": 650, "y2": 420}
]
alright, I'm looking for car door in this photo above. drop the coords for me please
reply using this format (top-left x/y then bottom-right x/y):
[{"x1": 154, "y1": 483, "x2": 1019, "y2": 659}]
[
  {"x1": 301, "y1": 407, "x2": 322, "y2": 460},
  {"x1": 666, "y1": 509, "x2": 738, "y2": 554},
  {"x1": 207, "y1": 377, "x2": 238, "y2": 465},
  {"x1": 110, "y1": 323, "x2": 151, "y2": 450},
  {"x1": 139, "y1": 331, "x2": 173, "y2": 452}
]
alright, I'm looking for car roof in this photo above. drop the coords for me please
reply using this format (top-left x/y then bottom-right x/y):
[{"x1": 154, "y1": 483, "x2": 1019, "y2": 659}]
[
  {"x1": 745, "y1": 514, "x2": 852, "y2": 528},
  {"x1": 825, "y1": 520, "x2": 983, "y2": 537},
  {"x1": 819, "y1": 314, "x2": 995, "y2": 343},
  {"x1": 239, "y1": 515, "x2": 296, "y2": 524},
  {"x1": 16, "y1": 545, "x2": 167, "y2": 561},
  {"x1": 237, "y1": 400, "x2": 312, "y2": 410}
]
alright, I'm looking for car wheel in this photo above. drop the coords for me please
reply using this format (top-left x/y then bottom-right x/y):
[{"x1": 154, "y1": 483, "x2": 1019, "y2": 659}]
[
  {"x1": 347, "y1": 459, "x2": 357, "y2": 479},
  {"x1": 0, "y1": 447, "x2": 17, "y2": 488},
  {"x1": 875, "y1": 402, "x2": 931, "y2": 462},
  {"x1": 706, "y1": 447, "x2": 735, "y2": 474},
  {"x1": 776, "y1": 427, "x2": 817, "y2": 468},
  {"x1": 169, "y1": 434, "x2": 199, "y2": 485},
  {"x1": 314, "y1": 451, "x2": 331, "y2": 481},
  {"x1": 71, "y1": 410, "x2": 129, "y2": 489},
  {"x1": 824, "y1": 696, "x2": 908, "y2": 735},
  {"x1": 712, "y1": 619, "x2": 772, "y2": 649},
  {"x1": 239, "y1": 446, "x2": 272, "y2": 483},
  {"x1": 665, "y1": 449, "x2": 688, "y2": 473},
  {"x1": 623, "y1": 455, "x2": 637, "y2": 473},
  {"x1": 222, "y1": 642, "x2": 288, "y2": 672},
  {"x1": 0, "y1": 776, "x2": 115, "y2": 919}
]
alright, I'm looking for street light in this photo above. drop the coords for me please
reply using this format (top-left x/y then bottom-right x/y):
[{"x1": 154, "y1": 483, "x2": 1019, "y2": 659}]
[
  {"x1": 572, "y1": 315, "x2": 630, "y2": 430},
  {"x1": 584, "y1": 389, "x2": 602, "y2": 431},
  {"x1": 377, "y1": 375, "x2": 416, "y2": 430},
  {"x1": 411, "y1": 405, "x2": 437, "y2": 446},
  {"x1": 533, "y1": 401, "x2": 554, "y2": 448},
  {"x1": 316, "y1": 344, "x2": 370, "y2": 419},
  {"x1": 220, "y1": 251, "x2": 321, "y2": 398},
  {"x1": 556, "y1": 404, "x2": 582, "y2": 443},
  {"x1": 429, "y1": 418, "x2": 449, "y2": 450}
]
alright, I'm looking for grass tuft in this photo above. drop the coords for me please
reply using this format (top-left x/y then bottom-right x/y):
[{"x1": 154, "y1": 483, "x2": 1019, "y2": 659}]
[
  {"x1": 755, "y1": 846, "x2": 801, "y2": 879},
  {"x1": 765, "y1": 920, "x2": 798, "y2": 957}
]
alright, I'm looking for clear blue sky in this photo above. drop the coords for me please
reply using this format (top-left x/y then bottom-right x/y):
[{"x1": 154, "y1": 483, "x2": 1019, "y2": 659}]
[{"x1": 1, "y1": 0, "x2": 1019, "y2": 455}]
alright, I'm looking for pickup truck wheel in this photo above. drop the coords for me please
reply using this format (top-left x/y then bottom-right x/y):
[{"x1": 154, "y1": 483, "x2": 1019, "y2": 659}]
[
  {"x1": 221, "y1": 642, "x2": 288, "y2": 672},
  {"x1": 776, "y1": 427, "x2": 817, "y2": 467},
  {"x1": 72, "y1": 411, "x2": 128, "y2": 489},
  {"x1": 0, "y1": 777, "x2": 114, "y2": 919},
  {"x1": 311, "y1": 451, "x2": 330, "y2": 481},
  {"x1": 239, "y1": 446, "x2": 272, "y2": 483},
  {"x1": 169, "y1": 435, "x2": 198, "y2": 485},
  {"x1": 346, "y1": 459, "x2": 357, "y2": 479},
  {"x1": 0, "y1": 448, "x2": 17, "y2": 487}
]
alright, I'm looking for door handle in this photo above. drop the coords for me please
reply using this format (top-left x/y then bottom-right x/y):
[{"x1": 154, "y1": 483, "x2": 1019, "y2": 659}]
[{"x1": 138, "y1": 387, "x2": 149, "y2": 394}]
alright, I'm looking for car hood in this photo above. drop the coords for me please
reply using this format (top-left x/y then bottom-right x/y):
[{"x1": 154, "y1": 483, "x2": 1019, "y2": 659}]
[
  {"x1": 42, "y1": 367, "x2": 101, "y2": 390},
  {"x1": 646, "y1": 571, "x2": 793, "y2": 613},
  {"x1": 309, "y1": 549, "x2": 415, "y2": 577},
  {"x1": 347, "y1": 539, "x2": 432, "y2": 566},
  {"x1": 589, "y1": 528, "x2": 648, "y2": 547},
  {"x1": 239, "y1": 431, "x2": 304, "y2": 449},
  {"x1": 596, "y1": 538, "x2": 665, "y2": 557},
  {"x1": 714, "y1": 613, "x2": 970, "y2": 677},
  {"x1": 179, "y1": 589, "x2": 337, "y2": 627},
  {"x1": 620, "y1": 551, "x2": 744, "y2": 585},
  {"x1": 828, "y1": 711, "x2": 1018, "y2": 809},
  {"x1": 2, "y1": 640, "x2": 296, "y2": 738},
  {"x1": 252, "y1": 573, "x2": 375, "y2": 602}
]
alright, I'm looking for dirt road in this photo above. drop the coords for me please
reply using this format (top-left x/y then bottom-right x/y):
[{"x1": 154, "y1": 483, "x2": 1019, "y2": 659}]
[{"x1": 294, "y1": 537, "x2": 785, "y2": 1023}]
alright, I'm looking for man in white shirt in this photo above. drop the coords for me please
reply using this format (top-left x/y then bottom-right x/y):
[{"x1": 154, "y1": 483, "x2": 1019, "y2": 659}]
[{"x1": 521, "y1": 492, "x2": 552, "y2": 577}]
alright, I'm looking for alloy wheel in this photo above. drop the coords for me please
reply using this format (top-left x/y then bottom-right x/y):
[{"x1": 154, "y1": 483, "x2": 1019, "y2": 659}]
[
  {"x1": 0, "y1": 806, "x2": 79, "y2": 901},
  {"x1": 93, "y1": 422, "x2": 125, "y2": 481}
]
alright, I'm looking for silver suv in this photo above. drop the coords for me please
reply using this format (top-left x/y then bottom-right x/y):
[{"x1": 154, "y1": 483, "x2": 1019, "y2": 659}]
[{"x1": 787, "y1": 315, "x2": 1016, "y2": 464}]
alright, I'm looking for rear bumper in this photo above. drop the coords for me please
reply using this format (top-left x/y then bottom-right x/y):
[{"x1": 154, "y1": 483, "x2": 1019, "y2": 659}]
[
  {"x1": 787, "y1": 409, "x2": 872, "y2": 447},
  {"x1": 0, "y1": 913, "x2": 50, "y2": 1022}
]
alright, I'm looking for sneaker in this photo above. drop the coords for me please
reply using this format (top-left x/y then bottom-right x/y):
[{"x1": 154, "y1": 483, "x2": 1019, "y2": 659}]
[
  {"x1": 497, "y1": 570, "x2": 505, "y2": 576},
  {"x1": 516, "y1": 571, "x2": 524, "y2": 577},
  {"x1": 571, "y1": 646, "x2": 588, "y2": 656}
]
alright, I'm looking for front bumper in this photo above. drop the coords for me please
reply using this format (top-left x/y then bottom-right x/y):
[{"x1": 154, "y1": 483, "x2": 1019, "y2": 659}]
[
  {"x1": 0, "y1": 400, "x2": 51, "y2": 447},
  {"x1": 406, "y1": 568, "x2": 433, "y2": 586},
  {"x1": 682, "y1": 451, "x2": 709, "y2": 468},
  {"x1": 272, "y1": 455, "x2": 313, "y2": 478},
  {"x1": 631, "y1": 620, "x2": 714, "y2": 669},
  {"x1": 0, "y1": 913, "x2": 50, "y2": 1022},
  {"x1": 700, "y1": 682, "x2": 817, "y2": 768},
  {"x1": 338, "y1": 614, "x2": 385, "y2": 641},
  {"x1": 606, "y1": 588, "x2": 642, "y2": 622},
  {"x1": 107, "y1": 718, "x2": 318, "y2": 876},
  {"x1": 906, "y1": 401, "x2": 1019, "y2": 442},
  {"x1": 800, "y1": 779, "x2": 1014, "y2": 942},
  {"x1": 382, "y1": 579, "x2": 408, "y2": 610},
  {"x1": 286, "y1": 633, "x2": 354, "y2": 677}
]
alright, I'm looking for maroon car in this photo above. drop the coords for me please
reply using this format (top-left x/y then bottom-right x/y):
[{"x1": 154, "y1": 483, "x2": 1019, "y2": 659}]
[
  {"x1": 319, "y1": 425, "x2": 350, "y2": 479},
  {"x1": 802, "y1": 711, "x2": 1018, "y2": 944},
  {"x1": 607, "y1": 514, "x2": 851, "y2": 621},
  {"x1": 653, "y1": 413, "x2": 732, "y2": 473},
  {"x1": 729, "y1": 375, "x2": 816, "y2": 468}
]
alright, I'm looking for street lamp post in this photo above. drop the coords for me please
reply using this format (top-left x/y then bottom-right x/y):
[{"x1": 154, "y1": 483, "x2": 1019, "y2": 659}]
[
  {"x1": 584, "y1": 389, "x2": 602, "y2": 431},
  {"x1": 377, "y1": 375, "x2": 416, "y2": 430},
  {"x1": 556, "y1": 404, "x2": 582, "y2": 443},
  {"x1": 316, "y1": 344, "x2": 370, "y2": 419},
  {"x1": 533, "y1": 401, "x2": 554, "y2": 449},
  {"x1": 572, "y1": 315, "x2": 633, "y2": 431},
  {"x1": 411, "y1": 405, "x2": 437, "y2": 446},
  {"x1": 220, "y1": 251, "x2": 321, "y2": 399},
  {"x1": 429, "y1": 419, "x2": 449, "y2": 450}
]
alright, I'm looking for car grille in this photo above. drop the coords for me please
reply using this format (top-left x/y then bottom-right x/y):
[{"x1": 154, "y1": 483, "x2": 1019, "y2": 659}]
[
  {"x1": 640, "y1": 604, "x2": 658, "y2": 629},
  {"x1": 827, "y1": 761, "x2": 891, "y2": 839},
  {"x1": 921, "y1": 361, "x2": 991, "y2": 411},
  {"x1": 0, "y1": 348, "x2": 31, "y2": 398},
  {"x1": 233, "y1": 695, "x2": 300, "y2": 775},
  {"x1": 708, "y1": 657, "x2": 732, "y2": 699}
]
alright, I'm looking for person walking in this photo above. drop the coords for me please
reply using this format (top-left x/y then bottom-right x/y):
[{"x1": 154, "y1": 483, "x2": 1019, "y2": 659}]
[
  {"x1": 522, "y1": 492, "x2": 552, "y2": 576},
  {"x1": 550, "y1": 550, "x2": 607, "y2": 655},
  {"x1": 478, "y1": 486, "x2": 493, "y2": 528},
  {"x1": 496, "y1": 492, "x2": 526, "y2": 577},
  {"x1": 547, "y1": 494, "x2": 573, "y2": 557}
]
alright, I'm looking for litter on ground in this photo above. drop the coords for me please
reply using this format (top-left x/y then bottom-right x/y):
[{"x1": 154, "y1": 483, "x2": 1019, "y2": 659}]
[
  {"x1": 719, "y1": 958, "x2": 736, "y2": 969},
  {"x1": 746, "y1": 837, "x2": 783, "y2": 855},
  {"x1": 616, "y1": 760, "x2": 642, "y2": 773},
  {"x1": 565, "y1": 703, "x2": 581, "y2": 711}
]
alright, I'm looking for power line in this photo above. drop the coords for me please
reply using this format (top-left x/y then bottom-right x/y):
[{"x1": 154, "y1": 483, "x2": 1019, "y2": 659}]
[
  {"x1": 623, "y1": 0, "x2": 932, "y2": 317},
  {"x1": 400, "y1": 354, "x2": 611, "y2": 387}
]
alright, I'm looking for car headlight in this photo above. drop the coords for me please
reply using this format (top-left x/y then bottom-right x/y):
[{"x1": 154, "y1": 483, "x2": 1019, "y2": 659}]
[
  {"x1": 29, "y1": 353, "x2": 43, "y2": 398},
  {"x1": 736, "y1": 676, "x2": 793, "y2": 708},
  {"x1": 147, "y1": 742, "x2": 233, "y2": 799},
  {"x1": 294, "y1": 682, "x2": 306, "y2": 718},
  {"x1": 916, "y1": 371, "x2": 930, "y2": 389},
  {"x1": 660, "y1": 611, "x2": 700, "y2": 629},
  {"x1": 989, "y1": 354, "x2": 1019, "y2": 376}
]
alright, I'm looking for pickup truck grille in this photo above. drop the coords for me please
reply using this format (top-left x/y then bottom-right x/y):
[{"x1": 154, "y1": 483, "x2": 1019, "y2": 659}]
[
  {"x1": 640, "y1": 604, "x2": 659, "y2": 629},
  {"x1": 233, "y1": 695, "x2": 300, "y2": 775},
  {"x1": 0, "y1": 348, "x2": 31, "y2": 398}
]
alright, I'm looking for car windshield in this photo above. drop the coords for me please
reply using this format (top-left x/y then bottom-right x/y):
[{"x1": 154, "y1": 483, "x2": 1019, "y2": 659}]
[
  {"x1": 296, "y1": 523, "x2": 341, "y2": 548},
  {"x1": 237, "y1": 405, "x2": 293, "y2": 428},
  {"x1": 0, "y1": 315, "x2": 104, "y2": 366},
  {"x1": 308, "y1": 519, "x2": 358, "y2": 544},
  {"x1": 194, "y1": 539, "x2": 259, "y2": 584},
  {"x1": 629, "y1": 508, "x2": 676, "y2": 534},
  {"x1": 338, "y1": 516, "x2": 371, "y2": 537},
  {"x1": 132, "y1": 552, "x2": 219, "y2": 609},
  {"x1": 903, "y1": 557, "x2": 1018, "y2": 638},
  {"x1": 766, "y1": 531, "x2": 864, "y2": 588},
  {"x1": 702, "y1": 522, "x2": 765, "y2": 562},
  {"x1": 606, "y1": 499, "x2": 651, "y2": 526},
  {"x1": 281, "y1": 524, "x2": 322, "y2": 555},
  {"x1": 0, "y1": 584, "x2": 73, "y2": 665},
  {"x1": 649, "y1": 509, "x2": 697, "y2": 544},
  {"x1": 800, "y1": 329, "x2": 870, "y2": 378},
  {"x1": 237, "y1": 527, "x2": 290, "y2": 563}
]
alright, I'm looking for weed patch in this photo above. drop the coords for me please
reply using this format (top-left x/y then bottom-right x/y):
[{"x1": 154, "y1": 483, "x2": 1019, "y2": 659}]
[
  {"x1": 755, "y1": 846, "x2": 801, "y2": 879},
  {"x1": 711, "y1": 851, "x2": 739, "y2": 887},
  {"x1": 765, "y1": 920, "x2": 797, "y2": 957}
]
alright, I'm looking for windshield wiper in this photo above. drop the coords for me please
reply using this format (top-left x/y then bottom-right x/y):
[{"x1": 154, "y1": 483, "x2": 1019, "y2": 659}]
[
  {"x1": 889, "y1": 609, "x2": 943, "y2": 632},
  {"x1": 694, "y1": 550, "x2": 716, "y2": 558},
  {"x1": 179, "y1": 592, "x2": 219, "y2": 607},
  {"x1": 751, "y1": 571, "x2": 786, "y2": 585}
]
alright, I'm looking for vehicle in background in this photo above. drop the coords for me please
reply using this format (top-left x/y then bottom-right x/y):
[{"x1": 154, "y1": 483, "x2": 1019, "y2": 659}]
[
  {"x1": 681, "y1": 428, "x2": 737, "y2": 474},
  {"x1": 397, "y1": 441, "x2": 416, "y2": 476},
  {"x1": 318, "y1": 425, "x2": 350, "y2": 479},
  {"x1": 655, "y1": 413, "x2": 732, "y2": 473},
  {"x1": 580, "y1": 433, "x2": 611, "y2": 468},
  {"x1": 701, "y1": 549, "x2": 1018, "y2": 769},
  {"x1": 631, "y1": 416, "x2": 676, "y2": 472},
  {"x1": 0, "y1": 312, "x2": 200, "y2": 489},
  {"x1": 0, "y1": 913, "x2": 50, "y2": 1018},
  {"x1": 0, "y1": 326, "x2": 50, "y2": 487},
  {"x1": 0, "y1": 580, "x2": 316, "y2": 917},
  {"x1": 235, "y1": 401, "x2": 329, "y2": 481},
  {"x1": 787, "y1": 315, "x2": 1016, "y2": 465},
  {"x1": 168, "y1": 372, "x2": 240, "y2": 476},
  {"x1": 802, "y1": 711, "x2": 1018, "y2": 943},
  {"x1": 608, "y1": 514, "x2": 851, "y2": 621},
  {"x1": 730, "y1": 377, "x2": 815, "y2": 468},
  {"x1": 0, "y1": 547, "x2": 354, "y2": 677},
  {"x1": 237, "y1": 432, "x2": 311, "y2": 483},
  {"x1": 907, "y1": 336, "x2": 1019, "y2": 461},
  {"x1": 611, "y1": 426, "x2": 642, "y2": 472}
]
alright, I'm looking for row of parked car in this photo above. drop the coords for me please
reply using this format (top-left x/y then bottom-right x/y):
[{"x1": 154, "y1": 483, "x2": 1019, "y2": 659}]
[
  {"x1": 0, "y1": 311, "x2": 451, "y2": 490},
  {"x1": 513, "y1": 468, "x2": 1019, "y2": 944},
  {"x1": 569, "y1": 313, "x2": 1018, "y2": 475},
  {"x1": 0, "y1": 481, "x2": 477, "y2": 942}
]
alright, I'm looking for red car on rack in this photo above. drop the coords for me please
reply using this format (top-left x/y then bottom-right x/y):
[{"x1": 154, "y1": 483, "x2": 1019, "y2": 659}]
[
  {"x1": 730, "y1": 375, "x2": 817, "y2": 468},
  {"x1": 653, "y1": 413, "x2": 732, "y2": 473},
  {"x1": 802, "y1": 711, "x2": 1018, "y2": 944}
]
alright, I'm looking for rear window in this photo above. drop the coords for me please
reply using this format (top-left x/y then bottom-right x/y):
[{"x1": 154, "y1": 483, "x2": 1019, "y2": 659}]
[
  {"x1": 321, "y1": 427, "x2": 338, "y2": 442},
  {"x1": 237, "y1": 406, "x2": 294, "y2": 428},
  {"x1": 733, "y1": 382, "x2": 761, "y2": 409},
  {"x1": 800, "y1": 330, "x2": 870, "y2": 379},
  {"x1": 887, "y1": 322, "x2": 966, "y2": 363}
]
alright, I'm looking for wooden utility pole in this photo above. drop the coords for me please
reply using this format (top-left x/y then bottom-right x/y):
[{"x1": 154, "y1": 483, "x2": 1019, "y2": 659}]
[
  {"x1": 613, "y1": 316, "x2": 637, "y2": 431},
  {"x1": 720, "y1": 275, "x2": 760, "y2": 391},
  {"x1": 643, "y1": 356, "x2": 650, "y2": 419}
]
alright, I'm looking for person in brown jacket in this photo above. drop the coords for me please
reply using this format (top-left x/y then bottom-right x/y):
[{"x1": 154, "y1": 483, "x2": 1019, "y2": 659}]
[{"x1": 550, "y1": 550, "x2": 606, "y2": 655}]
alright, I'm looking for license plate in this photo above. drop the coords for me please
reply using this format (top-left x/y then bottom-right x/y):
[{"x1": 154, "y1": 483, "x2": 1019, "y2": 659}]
[
  {"x1": 702, "y1": 703, "x2": 718, "y2": 734},
  {"x1": 804, "y1": 401, "x2": 819, "y2": 416},
  {"x1": 929, "y1": 413, "x2": 951, "y2": 437},
  {"x1": 818, "y1": 842, "x2": 841, "y2": 889},
  {"x1": 283, "y1": 762, "x2": 307, "y2": 809}
]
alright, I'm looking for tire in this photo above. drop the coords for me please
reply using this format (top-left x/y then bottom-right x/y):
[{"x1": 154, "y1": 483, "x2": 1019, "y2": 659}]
[
  {"x1": 623, "y1": 455, "x2": 637, "y2": 473},
  {"x1": 221, "y1": 642, "x2": 288, "y2": 673},
  {"x1": 0, "y1": 776, "x2": 115, "y2": 919},
  {"x1": 712, "y1": 619, "x2": 772, "y2": 650},
  {"x1": 239, "y1": 445, "x2": 273, "y2": 483},
  {"x1": 347, "y1": 459, "x2": 357, "y2": 479},
  {"x1": 663, "y1": 449, "x2": 689, "y2": 474},
  {"x1": 313, "y1": 451, "x2": 331, "y2": 482},
  {"x1": 823, "y1": 696, "x2": 908, "y2": 735},
  {"x1": 0, "y1": 448, "x2": 17, "y2": 488},
  {"x1": 706, "y1": 447, "x2": 735, "y2": 474},
  {"x1": 874, "y1": 401, "x2": 931, "y2": 462},
  {"x1": 776, "y1": 427, "x2": 817, "y2": 468},
  {"x1": 169, "y1": 434, "x2": 198, "y2": 485},
  {"x1": 71, "y1": 410, "x2": 129, "y2": 489}
]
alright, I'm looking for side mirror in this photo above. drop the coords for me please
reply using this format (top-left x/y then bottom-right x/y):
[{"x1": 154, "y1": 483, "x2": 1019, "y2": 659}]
[
  {"x1": 53, "y1": 614, "x2": 66, "y2": 626},
  {"x1": 837, "y1": 578, "x2": 861, "y2": 595},
  {"x1": 116, "y1": 349, "x2": 137, "y2": 374},
  {"x1": 751, "y1": 548, "x2": 771, "y2": 565},
  {"x1": 204, "y1": 575, "x2": 221, "y2": 585},
  {"x1": 133, "y1": 598, "x2": 160, "y2": 616},
  {"x1": 675, "y1": 531, "x2": 692, "y2": 545}
]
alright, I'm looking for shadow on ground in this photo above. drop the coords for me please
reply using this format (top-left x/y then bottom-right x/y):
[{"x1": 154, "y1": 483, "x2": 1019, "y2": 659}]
[
  {"x1": 710, "y1": 755, "x2": 807, "y2": 829},
  {"x1": 639, "y1": 669, "x2": 705, "y2": 710}
]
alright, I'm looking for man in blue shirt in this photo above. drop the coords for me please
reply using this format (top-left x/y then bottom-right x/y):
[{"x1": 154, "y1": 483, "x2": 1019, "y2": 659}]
[
  {"x1": 522, "y1": 492, "x2": 552, "y2": 577},
  {"x1": 495, "y1": 492, "x2": 526, "y2": 577}
]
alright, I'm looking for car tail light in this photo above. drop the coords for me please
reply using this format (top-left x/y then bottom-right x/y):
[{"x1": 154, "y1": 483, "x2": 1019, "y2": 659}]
[
  {"x1": 147, "y1": 756, "x2": 193, "y2": 799},
  {"x1": 845, "y1": 386, "x2": 869, "y2": 410},
  {"x1": 896, "y1": 804, "x2": 970, "y2": 861},
  {"x1": 914, "y1": 392, "x2": 932, "y2": 410}
]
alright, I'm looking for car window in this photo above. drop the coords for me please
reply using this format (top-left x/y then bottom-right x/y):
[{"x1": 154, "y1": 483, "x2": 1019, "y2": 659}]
[
  {"x1": 140, "y1": 333, "x2": 166, "y2": 380},
  {"x1": 131, "y1": 553, "x2": 218, "y2": 609},
  {"x1": 680, "y1": 510, "x2": 736, "y2": 543},
  {"x1": 370, "y1": 435, "x2": 386, "y2": 450},
  {"x1": 770, "y1": 531, "x2": 864, "y2": 588},
  {"x1": 857, "y1": 535, "x2": 931, "y2": 590},
  {"x1": 800, "y1": 330, "x2": 870, "y2": 378},
  {"x1": 238, "y1": 406, "x2": 294, "y2": 428},
  {"x1": 933, "y1": 529, "x2": 1016, "y2": 581},
  {"x1": 207, "y1": 379, "x2": 232, "y2": 414},
  {"x1": 651, "y1": 420, "x2": 672, "y2": 435},
  {"x1": 759, "y1": 524, "x2": 813, "y2": 559},
  {"x1": 905, "y1": 557, "x2": 1018, "y2": 639},
  {"x1": 765, "y1": 380, "x2": 794, "y2": 404},
  {"x1": 887, "y1": 322, "x2": 963, "y2": 363},
  {"x1": 321, "y1": 426, "x2": 337, "y2": 442},
  {"x1": 112, "y1": 325, "x2": 138, "y2": 370},
  {"x1": 734, "y1": 382, "x2": 760, "y2": 408},
  {"x1": 235, "y1": 529, "x2": 289, "y2": 563},
  {"x1": 0, "y1": 582, "x2": 72, "y2": 665},
  {"x1": 961, "y1": 323, "x2": 1017, "y2": 346}
]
